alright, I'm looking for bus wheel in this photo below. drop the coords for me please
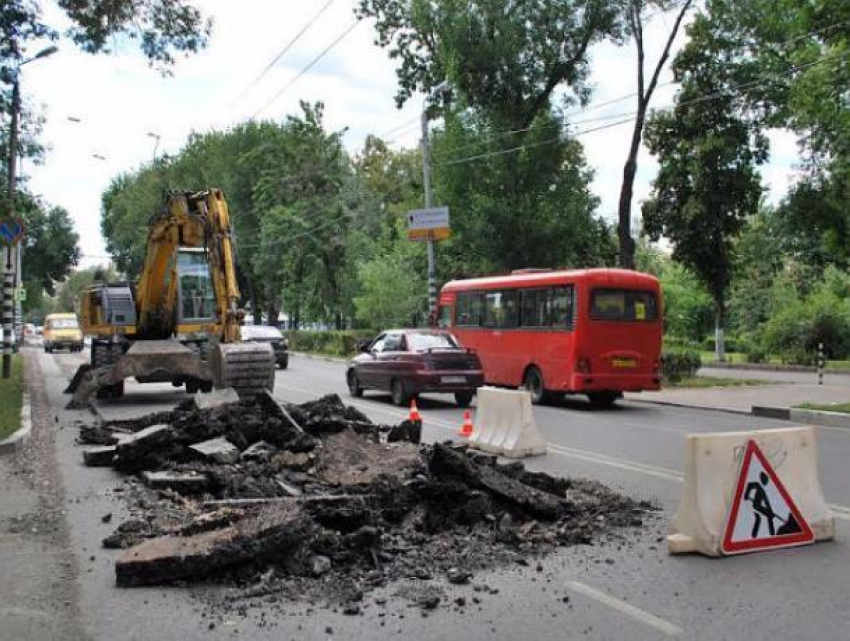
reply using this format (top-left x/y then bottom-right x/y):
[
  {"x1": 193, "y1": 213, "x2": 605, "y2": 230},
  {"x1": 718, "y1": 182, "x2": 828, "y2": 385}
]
[
  {"x1": 523, "y1": 366, "x2": 547, "y2": 404},
  {"x1": 588, "y1": 391, "x2": 619, "y2": 409},
  {"x1": 391, "y1": 379, "x2": 410, "y2": 407}
]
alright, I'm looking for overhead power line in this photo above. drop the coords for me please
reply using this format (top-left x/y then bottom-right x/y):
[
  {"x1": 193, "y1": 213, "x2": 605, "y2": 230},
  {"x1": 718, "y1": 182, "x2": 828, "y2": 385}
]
[
  {"x1": 252, "y1": 19, "x2": 361, "y2": 119},
  {"x1": 230, "y1": 0, "x2": 334, "y2": 109}
]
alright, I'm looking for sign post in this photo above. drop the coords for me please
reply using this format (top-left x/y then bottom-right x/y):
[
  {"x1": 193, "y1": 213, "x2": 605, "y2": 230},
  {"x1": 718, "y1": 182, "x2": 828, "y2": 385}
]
[
  {"x1": 407, "y1": 206, "x2": 451, "y2": 322},
  {"x1": 0, "y1": 217, "x2": 24, "y2": 379}
]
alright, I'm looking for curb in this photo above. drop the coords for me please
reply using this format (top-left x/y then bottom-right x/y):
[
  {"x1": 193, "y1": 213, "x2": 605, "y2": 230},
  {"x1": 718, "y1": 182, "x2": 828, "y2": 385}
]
[
  {"x1": 702, "y1": 362, "x2": 850, "y2": 375},
  {"x1": 628, "y1": 397, "x2": 753, "y2": 417},
  {"x1": 789, "y1": 407, "x2": 850, "y2": 429},
  {"x1": 0, "y1": 392, "x2": 32, "y2": 453},
  {"x1": 751, "y1": 405, "x2": 850, "y2": 429},
  {"x1": 290, "y1": 351, "x2": 349, "y2": 365}
]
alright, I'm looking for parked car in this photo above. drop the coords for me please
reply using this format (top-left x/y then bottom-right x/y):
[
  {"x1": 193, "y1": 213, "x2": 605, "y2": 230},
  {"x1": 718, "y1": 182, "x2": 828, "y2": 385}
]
[
  {"x1": 43, "y1": 313, "x2": 84, "y2": 353},
  {"x1": 346, "y1": 329, "x2": 484, "y2": 407},
  {"x1": 240, "y1": 324, "x2": 289, "y2": 369}
]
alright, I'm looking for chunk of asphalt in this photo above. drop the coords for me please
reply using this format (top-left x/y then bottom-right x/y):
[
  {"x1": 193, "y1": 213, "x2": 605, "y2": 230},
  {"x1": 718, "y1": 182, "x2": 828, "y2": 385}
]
[
  {"x1": 115, "y1": 507, "x2": 315, "y2": 587},
  {"x1": 113, "y1": 424, "x2": 175, "y2": 471},
  {"x1": 189, "y1": 437, "x2": 240, "y2": 465},
  {"x1": 428, "y1": 443, "x2": 562, "y2": 520},
  {"x1": 83, "y1": 445, "x2": 117, "y2": 467},
  {"x1": 193, "y1": 388, "x2": 240, "y2": 411},
  {"x1": 141, "y1": 471, "x2": 211, "y2": 494}
]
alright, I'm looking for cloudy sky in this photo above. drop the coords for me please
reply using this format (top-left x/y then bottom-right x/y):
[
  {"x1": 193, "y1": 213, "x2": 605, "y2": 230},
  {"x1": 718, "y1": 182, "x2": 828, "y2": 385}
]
[{"x1": 20, "y1": 0, "x2": 799, "y2": 268}]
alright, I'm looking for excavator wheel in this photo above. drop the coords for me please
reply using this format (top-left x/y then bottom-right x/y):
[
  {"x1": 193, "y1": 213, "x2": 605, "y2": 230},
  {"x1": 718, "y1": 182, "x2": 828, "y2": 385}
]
[{"x1": 211, "y1": 342, "x2": 276, "y2": 398}]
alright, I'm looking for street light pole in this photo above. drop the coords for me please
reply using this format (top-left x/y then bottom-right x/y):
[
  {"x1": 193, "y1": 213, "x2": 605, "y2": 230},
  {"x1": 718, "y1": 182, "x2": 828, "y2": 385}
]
[
  {"x1": 420, "y1": 81, "x2": 450, "y2": 321},
  {"x1": 3, "y1": 45, "x2": 58, "y2": 378}
]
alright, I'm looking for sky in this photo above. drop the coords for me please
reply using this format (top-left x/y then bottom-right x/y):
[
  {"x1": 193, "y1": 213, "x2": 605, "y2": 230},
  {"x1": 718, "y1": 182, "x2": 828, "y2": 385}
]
[{"x1": 18, "y1": 0, "x2": 800, "y2": 269}]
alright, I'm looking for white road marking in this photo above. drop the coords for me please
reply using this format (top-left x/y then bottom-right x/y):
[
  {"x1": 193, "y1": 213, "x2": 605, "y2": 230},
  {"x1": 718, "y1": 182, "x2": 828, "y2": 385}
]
[
  {"x1": 546, "y1": 443, "x2": 684, "y2": 482},
  {"x1": 565, "y1": 580, "x2": 683, "y2": 637}
]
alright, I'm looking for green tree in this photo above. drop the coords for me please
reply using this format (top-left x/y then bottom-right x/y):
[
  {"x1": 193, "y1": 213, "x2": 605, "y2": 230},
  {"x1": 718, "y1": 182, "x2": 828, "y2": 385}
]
[
  {"x1": 354, "y1": 242, "x2": 425, "y2": 330},
  {"x1": 358, "y1": 0, "x2": 622, "y2": 131},
  {"x1": 431, "y1": 108, "x2": 613, "y2": 277},
  {"x1": 642, "y1": 16, "x2": 766, "y2": 360},
  {"x1": 1, "y1": 0, "x2": 210, "y2": 74}
]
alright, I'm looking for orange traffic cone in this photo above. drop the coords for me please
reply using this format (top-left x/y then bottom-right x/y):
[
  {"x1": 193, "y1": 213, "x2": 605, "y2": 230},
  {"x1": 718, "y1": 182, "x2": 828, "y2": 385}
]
[
  {"x1": 408, "y1": 399, "x2": 422, "y2": 423},
  {"x1": 458, "y1": 410, "x2": 473, "y2": 438}
]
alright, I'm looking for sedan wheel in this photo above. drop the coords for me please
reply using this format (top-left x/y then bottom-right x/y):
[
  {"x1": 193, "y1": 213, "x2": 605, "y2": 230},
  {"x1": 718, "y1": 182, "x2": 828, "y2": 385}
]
[
  {"x1": 347, "y1": 369, "x2": 363, "y2": 397},
  {"x1": 454, "y1": 390, "x2": 474, "y2": 407},
  {"x1": 390, "y1": 378, "x2": 409, "y2": 407}
]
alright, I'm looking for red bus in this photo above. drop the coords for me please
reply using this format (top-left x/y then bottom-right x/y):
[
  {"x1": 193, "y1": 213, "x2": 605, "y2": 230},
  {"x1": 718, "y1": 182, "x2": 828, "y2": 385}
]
[{"x1": 437, "y1": 268, "x2": 663, "y2": 407}]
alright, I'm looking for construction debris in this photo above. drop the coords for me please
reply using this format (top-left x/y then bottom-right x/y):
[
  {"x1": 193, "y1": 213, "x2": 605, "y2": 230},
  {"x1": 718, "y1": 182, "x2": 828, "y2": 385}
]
[{"x1": 78, "y1": 392, "x2": 653, "y2": 608}]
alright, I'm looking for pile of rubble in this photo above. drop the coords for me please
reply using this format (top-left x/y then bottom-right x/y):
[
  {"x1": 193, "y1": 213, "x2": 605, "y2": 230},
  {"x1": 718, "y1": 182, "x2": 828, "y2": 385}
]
[{"x1": 78, "y1": 391, "x2": 652, "y2": 607}]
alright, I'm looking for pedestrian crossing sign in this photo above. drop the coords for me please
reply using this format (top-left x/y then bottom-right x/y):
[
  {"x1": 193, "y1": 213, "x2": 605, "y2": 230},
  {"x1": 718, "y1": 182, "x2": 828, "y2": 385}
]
[{"x1": 721, "y1": 439, "x2": 815, "y2": 555}]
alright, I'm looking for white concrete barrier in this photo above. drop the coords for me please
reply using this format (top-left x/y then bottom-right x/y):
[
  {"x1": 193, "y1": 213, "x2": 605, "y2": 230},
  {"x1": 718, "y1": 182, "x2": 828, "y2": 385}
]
[
  {"x1": 469, "y1": 387, "x2": 547, "y2": 458},
  {"x1": 668, "y1": 426, "x2": 834, "y2": 556}
]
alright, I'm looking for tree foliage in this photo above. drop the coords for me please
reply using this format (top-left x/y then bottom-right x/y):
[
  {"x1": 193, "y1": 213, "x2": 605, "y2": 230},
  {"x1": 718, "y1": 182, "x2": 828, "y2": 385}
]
[
  {"x1": 357, "y1": 0, "x2": 622, "y2": 130},
  {"x1": 643, "y1": 15, "x2": 766, "y2": 345}
]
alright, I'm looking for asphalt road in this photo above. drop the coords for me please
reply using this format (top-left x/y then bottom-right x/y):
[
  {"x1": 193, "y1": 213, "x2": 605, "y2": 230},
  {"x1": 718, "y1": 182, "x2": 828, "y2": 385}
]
[{"x1": 20, "y1": 348, "x2": 850, "y2": 640}]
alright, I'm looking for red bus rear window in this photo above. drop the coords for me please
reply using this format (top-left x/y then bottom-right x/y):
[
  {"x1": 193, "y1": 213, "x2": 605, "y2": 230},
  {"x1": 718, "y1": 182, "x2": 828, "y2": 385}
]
[{"x1": 590, "y1": 289, "x2": 658, "y2": 322}]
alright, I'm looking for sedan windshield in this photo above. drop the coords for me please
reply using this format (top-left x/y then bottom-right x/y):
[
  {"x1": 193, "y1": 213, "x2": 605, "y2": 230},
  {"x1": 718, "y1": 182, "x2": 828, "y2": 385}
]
[
  {"x1": 406, "y1": 332, "x2": 459, "y2": 352},
  {"x1": 50, "y1": 319, "x2": 78, "y2": 329}
]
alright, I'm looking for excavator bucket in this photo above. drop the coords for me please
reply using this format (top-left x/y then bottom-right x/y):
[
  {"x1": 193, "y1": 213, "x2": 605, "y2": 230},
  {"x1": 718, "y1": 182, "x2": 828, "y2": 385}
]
[{"x1": 211, "y1": 342, "x2": 276, "y2": 398}]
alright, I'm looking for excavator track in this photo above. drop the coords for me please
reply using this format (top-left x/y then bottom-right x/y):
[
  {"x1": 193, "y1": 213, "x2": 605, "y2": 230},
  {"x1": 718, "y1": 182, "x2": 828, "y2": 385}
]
[{"x1": 211, "y1": 342, "x2": 276, "y2": 398}]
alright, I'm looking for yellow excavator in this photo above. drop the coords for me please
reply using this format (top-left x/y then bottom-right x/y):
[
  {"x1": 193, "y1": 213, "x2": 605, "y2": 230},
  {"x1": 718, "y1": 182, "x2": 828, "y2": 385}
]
[{"x1": 69, "y1": 189, "x2": 275, "y2": 405}]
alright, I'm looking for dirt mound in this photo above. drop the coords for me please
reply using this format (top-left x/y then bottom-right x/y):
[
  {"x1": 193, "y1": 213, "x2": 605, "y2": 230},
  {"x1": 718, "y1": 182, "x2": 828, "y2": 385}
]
[{"x1": 79, "y1": 392, "x2": 654, "y2": 609}]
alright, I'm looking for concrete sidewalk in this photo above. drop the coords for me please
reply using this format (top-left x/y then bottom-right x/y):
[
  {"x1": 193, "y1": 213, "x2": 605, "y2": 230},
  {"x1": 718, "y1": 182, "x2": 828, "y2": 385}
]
[{"x1": 628, "y1": 381, "x2": 850, "y2": 416}]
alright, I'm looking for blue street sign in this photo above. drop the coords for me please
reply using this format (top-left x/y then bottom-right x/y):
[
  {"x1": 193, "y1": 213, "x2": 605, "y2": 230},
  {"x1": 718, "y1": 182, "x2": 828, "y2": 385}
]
[{"x1": 0, "y1": 218, "x2": 24, "y2": 245}]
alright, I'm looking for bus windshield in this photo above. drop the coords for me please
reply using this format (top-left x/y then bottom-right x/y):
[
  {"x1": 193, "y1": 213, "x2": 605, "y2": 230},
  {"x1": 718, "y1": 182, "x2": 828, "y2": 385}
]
[{"x1": 590, "y1": 288, "x2": 658, "y2": 322}]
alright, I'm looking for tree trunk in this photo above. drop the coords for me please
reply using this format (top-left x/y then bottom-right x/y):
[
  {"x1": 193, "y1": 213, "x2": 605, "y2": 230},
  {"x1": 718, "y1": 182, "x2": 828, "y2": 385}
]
[
  {"x1": 714, "y1": 300, "x2": 726, "y2": 363},
  {"x1": 617, "y1": 111, "x2": 645, "y2": 270}
]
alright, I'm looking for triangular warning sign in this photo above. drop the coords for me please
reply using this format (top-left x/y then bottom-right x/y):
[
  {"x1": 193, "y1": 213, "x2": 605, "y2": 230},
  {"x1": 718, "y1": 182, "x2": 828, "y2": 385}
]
[{"x1": 722, "y1": 440, "x2": 815, "y2": 555}]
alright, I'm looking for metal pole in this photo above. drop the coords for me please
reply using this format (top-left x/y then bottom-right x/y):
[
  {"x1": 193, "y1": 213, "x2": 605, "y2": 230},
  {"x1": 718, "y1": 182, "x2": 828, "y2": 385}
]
[
  {"x1": 3, "y1": 76, "x2": 20, "y2": 378},
  {"x1": 818, "y1": 342, "x2": 824, "y2": 386},
  {"x1": 421, "y1": 109, "x2": 437, "y2": 320}
]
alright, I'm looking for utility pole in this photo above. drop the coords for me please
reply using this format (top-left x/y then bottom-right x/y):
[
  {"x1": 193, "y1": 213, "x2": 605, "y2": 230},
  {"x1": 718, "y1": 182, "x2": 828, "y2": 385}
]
[
  {"x1": 3, "y1": 45, "x2": 58, "y2": 378},
  {"x1": 3, "y1": 75, "x2": 21, "y2": 379},
  {"x1": 420, "y1": 81, "x2": 451, "y2": 319}
]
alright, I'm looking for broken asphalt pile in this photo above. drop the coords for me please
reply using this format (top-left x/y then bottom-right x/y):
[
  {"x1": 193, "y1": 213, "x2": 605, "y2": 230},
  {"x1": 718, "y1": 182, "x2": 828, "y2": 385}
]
[{"x1": 78, "y1": 391, "x2": 653, "y2": 609}]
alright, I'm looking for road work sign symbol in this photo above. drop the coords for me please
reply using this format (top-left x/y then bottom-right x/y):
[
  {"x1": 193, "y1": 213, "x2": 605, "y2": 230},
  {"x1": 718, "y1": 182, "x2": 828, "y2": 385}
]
[{"x1": 721, "y1": 439, "x2": 815, "y2": 555}]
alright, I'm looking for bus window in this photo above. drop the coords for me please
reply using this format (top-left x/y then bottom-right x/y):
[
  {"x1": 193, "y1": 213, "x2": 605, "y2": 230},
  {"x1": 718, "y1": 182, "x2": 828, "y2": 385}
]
[
  {"x1": 437, "y1": 305, "x2": 453, "y2": 329},
  {"x1": 551, "y1": 286, "x2": 574, "y2": 329},
  {"x1": 456, "y1": 291, "x2": 484, "y2": 327},
  {"x1": 590, "y1": 289, "x2": 658, "y2": 322},
  {"x1": 484, "y1": 290, "x2": 518, "y2": 328}
]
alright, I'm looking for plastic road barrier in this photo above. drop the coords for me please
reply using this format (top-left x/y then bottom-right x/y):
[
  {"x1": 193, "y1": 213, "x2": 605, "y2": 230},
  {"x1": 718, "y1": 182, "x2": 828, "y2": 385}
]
[
  {"x1": 668, "y1": 426, "x2": 834, "y2": 556},
  {"x1": 469, "y1": 386, "x2": 547, "y2": 458}
]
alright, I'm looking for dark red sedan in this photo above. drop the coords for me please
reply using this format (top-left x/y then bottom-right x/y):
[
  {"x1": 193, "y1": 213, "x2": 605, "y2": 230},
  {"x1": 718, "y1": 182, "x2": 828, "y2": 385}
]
[{"x1": 346, "y1": 329, "x2": 484, "y2": 407}]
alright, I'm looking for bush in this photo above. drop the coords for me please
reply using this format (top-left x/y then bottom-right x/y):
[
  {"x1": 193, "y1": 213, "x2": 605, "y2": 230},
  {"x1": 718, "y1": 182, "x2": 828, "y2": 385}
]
[
  {"x1": 283, "y1": 330, "x2": 376, "y2": 358},
  {"x1": 662, "y1": 349, "x2": 702, "y2": 383},
  {"x1": 701, "y1": 336, "x2": 751, "y2": 354},
  {"x1": 762, "y1": 294, "x2": 850, "y2": 362},
  {"x1": 745, "y1": 348, "x2": 767, "y2": 364}
]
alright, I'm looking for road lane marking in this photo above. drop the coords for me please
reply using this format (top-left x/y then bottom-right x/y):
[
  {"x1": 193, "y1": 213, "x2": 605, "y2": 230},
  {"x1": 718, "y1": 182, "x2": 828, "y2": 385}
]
[
  {"x1": 565, "y1": 581, "x2": 682, "y2": 637},
  {"x1": 546, "y1": 443, "x2": 684, "y2": 482},
  {"x1": 278, "y1": 370, "x2": 850, "y2": 521}
]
